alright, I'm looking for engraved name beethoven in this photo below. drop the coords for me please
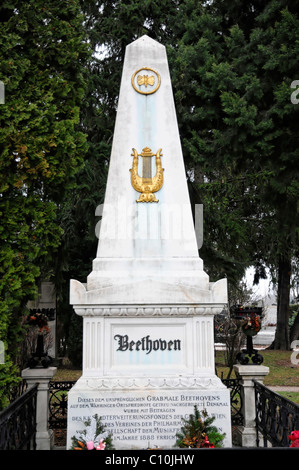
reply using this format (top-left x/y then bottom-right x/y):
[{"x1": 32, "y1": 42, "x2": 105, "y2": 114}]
[{"x1": 114, "y1": 334, "x2": 181, "y2": 355}]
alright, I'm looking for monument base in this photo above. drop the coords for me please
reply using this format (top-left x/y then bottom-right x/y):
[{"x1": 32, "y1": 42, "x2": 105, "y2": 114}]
[
  {"x1": 66, "y1": 311, "x2": 232, "y2": 449},
  {"x1": 67, "y1": 376, "x2": 232, "y2": 450}
]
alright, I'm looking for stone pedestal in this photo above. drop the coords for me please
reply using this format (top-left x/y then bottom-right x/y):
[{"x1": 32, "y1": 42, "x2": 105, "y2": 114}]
[
  {"x1": 67, "y1": 312, "x2": 232, "y2": 449},
  {"x1": 233, "y1": 364, "x2": 269, "y2": 447},
  {"x1": 67, "y1": 36, "x2": 231, "y2": 450},
  {"x1": 22, "y1": 366, "x2": 57, "y2": 450}
]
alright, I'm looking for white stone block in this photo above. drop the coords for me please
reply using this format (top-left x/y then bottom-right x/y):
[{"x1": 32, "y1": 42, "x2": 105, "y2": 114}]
[{"x1": 67, "y1": 385, "x2": 231, "y2": 450}]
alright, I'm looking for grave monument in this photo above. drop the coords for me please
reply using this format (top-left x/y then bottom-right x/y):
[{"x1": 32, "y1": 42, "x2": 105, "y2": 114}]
[{"x1": 67, "y1": 35, "x2": 232, "y2": 449}]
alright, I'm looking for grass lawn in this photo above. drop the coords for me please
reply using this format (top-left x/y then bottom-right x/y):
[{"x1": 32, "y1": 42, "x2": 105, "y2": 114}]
[
  {"x1": 53, "y1": 367, "x2": 82, "y2": 381},
  {"x1": 215, "y1": 349, "x2": 299, "y2": 403},
  {"x1": 277, "y1": 391, "x2": 299, "y2": 404},
  {"x1": 215, "y1": 349, "x2": 299, "y2": 386}
]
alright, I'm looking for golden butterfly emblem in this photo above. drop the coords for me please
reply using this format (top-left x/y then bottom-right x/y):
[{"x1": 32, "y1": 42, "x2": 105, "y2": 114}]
[{"x1": 137, "y1": 75, "x2": 155, "y2": 88}]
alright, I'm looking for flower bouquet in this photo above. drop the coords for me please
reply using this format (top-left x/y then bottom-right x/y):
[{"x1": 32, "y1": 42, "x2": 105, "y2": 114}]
[
  {"x1": 175, "y1": 407, "x2": 225, "y2": 448},
  {"x1": 231, "y1": 306, "x2": 264, "y2": 364},
  {"x1": 26, "y1": 312, "x2": 52, "y2": 368},
  {"x1": 70, "y1": 414, "x2": 113, "y2": 450},
  {"x1": 27, "y1": 312, "x2": 50, "y2": 332},
  {"x1": 289, "y1": 430, "x2": 299, "y2": 448},
  {"x1": 241, "y1": 313, "x2": 261, "y2": 337}
]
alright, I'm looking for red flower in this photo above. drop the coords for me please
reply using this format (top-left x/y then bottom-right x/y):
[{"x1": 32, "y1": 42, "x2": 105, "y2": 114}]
[
  {"x1": 201, "y1": 436, "x2": 215, "y2": 448},
  {"x1": 289, "y1": 431, "x2": 299, "y2": 448}
]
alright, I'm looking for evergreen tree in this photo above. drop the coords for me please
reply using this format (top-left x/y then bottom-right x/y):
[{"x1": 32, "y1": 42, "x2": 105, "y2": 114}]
[
  {"x1": 0, "y1": 0, "x2": 90, "y2": 407},
  {"x1": 54, "y1": 0, "x2": 183, "y2": 362},
  {"x1": 169, "y1": 0, "x2": 299, "y2": 349}
]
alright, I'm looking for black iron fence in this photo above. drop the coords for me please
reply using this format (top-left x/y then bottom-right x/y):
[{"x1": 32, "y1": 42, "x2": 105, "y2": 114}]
[
  {"x1": 254, "y1": 380, "x2": 299, "y2": 447},
  {"x1": 0, "y1": 384, "x2": 37, "y2": 450},
  {"x1": 222, "y1": 378, "x2": 244, "y2": 426},
  {"x1": 49, "y1": 380, "x2": 76, "y2": 430}
]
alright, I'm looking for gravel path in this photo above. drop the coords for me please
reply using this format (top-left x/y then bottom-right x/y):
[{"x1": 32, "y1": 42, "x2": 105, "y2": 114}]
[{"x1": 269, "y1": 386, "x2": 299, "y2": 392}]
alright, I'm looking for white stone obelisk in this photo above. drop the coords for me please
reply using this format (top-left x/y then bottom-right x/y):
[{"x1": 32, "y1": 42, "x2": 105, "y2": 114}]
[{"x1": 67, "y1": 36, "x2": 231, "y2": 450}]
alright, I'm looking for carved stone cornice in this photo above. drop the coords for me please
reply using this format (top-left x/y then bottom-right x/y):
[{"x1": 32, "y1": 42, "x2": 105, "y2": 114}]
[
  {"x1": 74, "y1": 305, "x2": 225, "y2": 317},
  {"x1": 82, "y1": 375, "x2": 226, "y2": 391}
]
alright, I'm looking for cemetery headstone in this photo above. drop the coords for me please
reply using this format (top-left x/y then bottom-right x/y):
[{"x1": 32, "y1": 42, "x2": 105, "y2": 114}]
[{"x1": 67, "y1": 35, "x2": 232, "y2": 450}]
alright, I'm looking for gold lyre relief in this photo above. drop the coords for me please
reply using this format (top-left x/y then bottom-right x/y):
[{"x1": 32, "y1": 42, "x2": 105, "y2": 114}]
[{"x1": 130, "y1": 147, "x2": 164, "y2": 202}]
